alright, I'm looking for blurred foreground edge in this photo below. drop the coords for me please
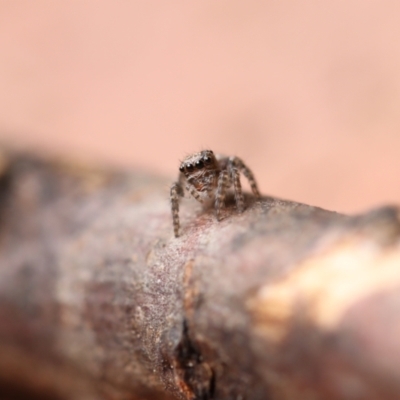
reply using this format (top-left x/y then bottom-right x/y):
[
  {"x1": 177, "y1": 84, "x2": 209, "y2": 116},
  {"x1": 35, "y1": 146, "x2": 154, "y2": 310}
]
[{"x1": 0, "y1": 150, "x2": 400, "y2": 400}]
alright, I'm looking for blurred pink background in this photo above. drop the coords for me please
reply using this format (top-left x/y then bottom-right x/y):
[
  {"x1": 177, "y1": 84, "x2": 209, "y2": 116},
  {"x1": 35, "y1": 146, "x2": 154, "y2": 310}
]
[{"x1": 0, "y1": 1, "x2": 399, "y2": 213}]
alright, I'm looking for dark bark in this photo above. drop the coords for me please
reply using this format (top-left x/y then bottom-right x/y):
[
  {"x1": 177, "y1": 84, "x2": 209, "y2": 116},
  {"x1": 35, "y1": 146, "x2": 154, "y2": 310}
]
[{"x1": 0, "y1": 151, "x2": 400, "y2": 400}]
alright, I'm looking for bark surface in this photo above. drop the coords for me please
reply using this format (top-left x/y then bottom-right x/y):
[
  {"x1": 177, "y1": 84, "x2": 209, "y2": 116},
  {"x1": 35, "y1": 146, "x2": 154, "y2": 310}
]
[{"x1": 0, "y1": 151, "x2": 400, "y2": 400}]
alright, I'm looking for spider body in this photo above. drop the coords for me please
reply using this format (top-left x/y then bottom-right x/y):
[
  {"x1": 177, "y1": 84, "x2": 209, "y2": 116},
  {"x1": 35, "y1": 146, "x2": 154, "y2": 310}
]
[{"x1": 170, "y1": 150, "x2": 260, "y2": 237}]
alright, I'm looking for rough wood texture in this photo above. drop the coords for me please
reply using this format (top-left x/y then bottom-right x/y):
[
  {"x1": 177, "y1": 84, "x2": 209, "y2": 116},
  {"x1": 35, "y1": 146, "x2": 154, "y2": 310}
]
[{"x1": 0, "y1": 151, "x2": 400, "y2": 400}]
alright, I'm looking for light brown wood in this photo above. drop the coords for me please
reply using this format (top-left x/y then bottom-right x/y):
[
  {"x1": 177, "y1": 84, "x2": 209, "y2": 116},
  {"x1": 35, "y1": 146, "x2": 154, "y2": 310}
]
[{"x1": 1, "y1": 151, "x2": 400, "y2": 400}]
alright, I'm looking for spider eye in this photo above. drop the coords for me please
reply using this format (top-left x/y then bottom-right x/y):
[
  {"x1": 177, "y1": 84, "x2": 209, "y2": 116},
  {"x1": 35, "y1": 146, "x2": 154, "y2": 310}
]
[
  {"x1": 179, "y1": 165, "x2": 184, "y2": 173},
  {"x1": 186, "y1": 163, "x2": 194, "y2": 172},
  {"x1": 203, "y1": 156, "x2": 212, "y2": 164},
  {"x1": 195, "y1": 160, "x2": 204, "y2": 169}
]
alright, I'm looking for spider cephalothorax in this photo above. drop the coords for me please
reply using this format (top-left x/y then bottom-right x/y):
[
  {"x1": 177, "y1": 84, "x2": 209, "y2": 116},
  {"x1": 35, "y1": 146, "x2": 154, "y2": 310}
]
[{"x1": 170, "y1": 150, "x2": 260, "y2": 237}]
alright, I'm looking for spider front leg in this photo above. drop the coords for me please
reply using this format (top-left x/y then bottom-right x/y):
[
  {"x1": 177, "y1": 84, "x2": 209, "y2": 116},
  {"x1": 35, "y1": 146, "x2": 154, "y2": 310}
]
[
  {"x1": 170, "y1": 182, "x2": 184, "y2": 237},
  {"x1": 185, "y1": 182, "x2": 204, "y2": 204},
  {"x1": 215, "y1": 169, "x2": 229, "y2": 220}
]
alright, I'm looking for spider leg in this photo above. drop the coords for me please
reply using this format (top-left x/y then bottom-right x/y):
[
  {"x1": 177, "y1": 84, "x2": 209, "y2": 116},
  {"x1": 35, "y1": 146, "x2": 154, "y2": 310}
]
[
  {"x1": 230, "y1": 156, "x2": 261, "y2": 198},
  {"x1": 228, "y1": 162, "x2": 244, "y2": 213},
  {"x1": 215, "y1": 169, "x2": 229, "y2": 220},
  {"x1": 170, "y1": 182, "x2": 184, "y2": 237},
  {"x1": 185, "y1": 183, "x2": 204, "y2": 204}
]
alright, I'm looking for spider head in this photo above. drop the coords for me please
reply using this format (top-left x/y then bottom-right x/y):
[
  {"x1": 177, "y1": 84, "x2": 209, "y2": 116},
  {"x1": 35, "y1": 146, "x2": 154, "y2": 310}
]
[{"x1": 179, "y1": 150, "x2": 217, "y2": 176}]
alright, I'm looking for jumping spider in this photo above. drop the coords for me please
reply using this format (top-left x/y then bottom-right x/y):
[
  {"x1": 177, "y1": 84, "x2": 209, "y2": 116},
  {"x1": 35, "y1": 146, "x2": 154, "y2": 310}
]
[{"x1": 170, "y1": 150, "x2": 260, "y2": 237}]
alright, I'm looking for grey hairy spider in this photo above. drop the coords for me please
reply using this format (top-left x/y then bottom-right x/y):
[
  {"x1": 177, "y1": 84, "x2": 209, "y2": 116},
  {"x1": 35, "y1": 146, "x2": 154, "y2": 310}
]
[{"x1": 170, "y1": 150, "x2": 260, "y2": 237}]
